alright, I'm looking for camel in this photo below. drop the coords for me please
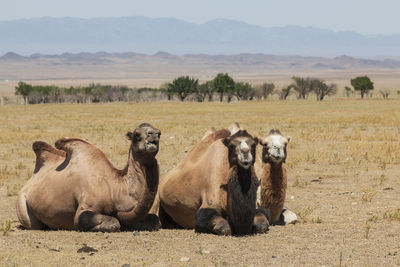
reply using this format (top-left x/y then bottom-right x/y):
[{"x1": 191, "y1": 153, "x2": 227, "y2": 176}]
[
  {"x1": 16, "y1": 123, "x2": 161, "y2": 232},
  {"x1": 156, "y1": 123, "x2": 270, "y2": 236},
  {"x1": 255, "y1": 129, "x2": 297, "y2": 225}
]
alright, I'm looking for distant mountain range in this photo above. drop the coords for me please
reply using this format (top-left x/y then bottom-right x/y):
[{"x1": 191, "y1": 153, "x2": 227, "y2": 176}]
[
  {"x1": 1, "y1": 16, "x2": 400, "y2": 57},
  {"x1": 2, "y1": 51, "x2": 400, "y2": 70}
]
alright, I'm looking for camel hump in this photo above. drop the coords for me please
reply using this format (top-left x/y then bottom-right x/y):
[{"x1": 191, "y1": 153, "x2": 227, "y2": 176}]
[
  {"x1": 54, "y1": 137, "x2": 90, "y2": 151},
  {"x1": 32, "y1": 141, "x2": 66, "y2": 174},
  {"x1": 201, "y1": 127, "x2": 217, "y2": 140},
  {"x1": 228, "y1": 122, "x2": 243, "y2": 135},
  {"x1": 33, "y1": 141, "x2": 65, "y2": 156}
]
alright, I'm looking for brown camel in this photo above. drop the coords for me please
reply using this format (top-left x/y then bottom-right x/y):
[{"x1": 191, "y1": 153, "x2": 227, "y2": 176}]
[
  {"x1": 255, "y1": 129, "x2": 297, "y2": 225},
  {"x1": 157, "y1": 124, "x2": 270, "y2": 236},
  {"x1": 16, "y1": 123, "x2": 161, "y2": 232}
]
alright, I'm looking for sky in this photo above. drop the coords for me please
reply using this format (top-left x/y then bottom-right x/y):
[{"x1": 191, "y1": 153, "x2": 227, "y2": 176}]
[{"x1": 1, "y1": 0, "x2": 400, "y2": 35}]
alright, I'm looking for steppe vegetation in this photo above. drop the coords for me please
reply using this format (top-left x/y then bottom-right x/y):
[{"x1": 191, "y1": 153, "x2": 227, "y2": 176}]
[
  {"x1": 13, "y1": 74, "x2": 357, "y2": 104},
  {"x1": 0, "y1": 99, "x2": 399, "y2": 265}
]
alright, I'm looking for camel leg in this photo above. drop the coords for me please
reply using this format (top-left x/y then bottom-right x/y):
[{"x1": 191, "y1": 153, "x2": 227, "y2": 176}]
[
  {"x1": 75, "y1": 210, "x2": 120, "y2": 232},
  {"x1": 122, "y1": 214, "x2": 161, "y2": 231},
  {"x1": 195, "y1": 208, "x2": 231, "y2": 235},
  {"x1": 253, "y1": 207, "x2": 270, "y2": 234},
  {"x1": 159, "y1": 204, "x2": 183, "y2": 229},
  {"x1": 16, "y1": 193, "x2": 46, "y2": 230}
]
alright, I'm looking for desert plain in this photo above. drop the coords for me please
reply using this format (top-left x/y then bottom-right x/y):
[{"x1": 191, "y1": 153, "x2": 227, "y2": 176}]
[{"x1": 0, "y1": 58, "x2": 400, "y2": 266}]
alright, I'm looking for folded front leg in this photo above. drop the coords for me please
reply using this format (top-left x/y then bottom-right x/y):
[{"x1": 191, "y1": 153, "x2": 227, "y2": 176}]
[
  {"x1": 195, "y1": 208, "x2": 231, "y2": 235},
  {"x1": 75, "y1": 210, "x2": 120, "y2": 232}
]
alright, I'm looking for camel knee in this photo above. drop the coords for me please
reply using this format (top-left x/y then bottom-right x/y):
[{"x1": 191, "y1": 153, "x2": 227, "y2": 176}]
[
  {"x1": 195, "y1": 208, "x2": 231, "y2": 235},
  {"x1": 77, "y1": 210, "x2": 120, "y2": 232}
]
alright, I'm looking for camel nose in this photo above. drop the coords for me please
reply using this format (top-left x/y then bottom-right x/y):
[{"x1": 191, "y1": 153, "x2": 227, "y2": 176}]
[
  {"x1": 240, "y1": 140, "x2": 250, "y2": 153},
  {"x1": 148, "y1": 131, "x2": 159, "y2": 139}
]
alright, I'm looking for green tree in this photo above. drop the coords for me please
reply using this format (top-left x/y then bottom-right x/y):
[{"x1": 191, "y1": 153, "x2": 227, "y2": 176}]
[
  {"x1": 15, "y1": 81, "x2": 33, "y2": 105},
  {"x1": 197, "y1": 81, "x2": 214, "y2": 102},
  {"x1": 311, "y1": 79, "x2": 337, "y2": 101},
  {"x1": 212, "y1": 73, "x2": 235, "y2": 102},
  {"x1": 277, "y1": 85, "x2": 292, "y2": 100},
  {"x1": 168, "y1": 76, "x2": 199, "y2": 101},
  {"x1": 260, "y1": 82, "x2": 275, "y2": 99},
  {"x1": 344, "y1": 86, "x2": 352, "y2": 97},
  {"x1": 350, "y1": 76, "x2": 374, "y2": 98},
  {"x1": 291, "y1": 76, "x2": 311, "y2": 99},
  {"x1": 234, "y1": 82, "x2": 255, "y2": 100}
]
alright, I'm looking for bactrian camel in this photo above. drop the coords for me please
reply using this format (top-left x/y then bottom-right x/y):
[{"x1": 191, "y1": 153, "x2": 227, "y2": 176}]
[
  {"x1": 255, "y1": 129, "x2": 297, "y2": 225},
  {"x1": 156, "y1": 123, "x2": 270, "y2": 235},
  {"x1": 16, "y1": 123, "x2": 161, "y2": 232}
]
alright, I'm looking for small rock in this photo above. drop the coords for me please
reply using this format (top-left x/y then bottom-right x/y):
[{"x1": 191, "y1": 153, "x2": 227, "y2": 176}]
[
  {"x1": 121, "y1": 264, "x2": 131, "y2": 267},
  {"x1": 202, "y1": 250, "x2": 210, "y2": 254},
  {"x1": 272, "y1": 255, "x2": 277, "y2": 258},
  {"x1": 351, "y1": 202, "x2": 358, "y2": 205},
  {"x1": 290, "y1": 195, "x2": 295, "y2": 200},
  {"x1": 48, "y1": 247, "x2": 61, "y2": 252},
  {"x1": 180, "y1": 257, "x2": 190, "y2": 262},
  {"x1": 133, "y1": 231, "x2": 140, "y2": 236},
  {"x1": 77, "y1": 244, "x2": 98, "y2": 253}
]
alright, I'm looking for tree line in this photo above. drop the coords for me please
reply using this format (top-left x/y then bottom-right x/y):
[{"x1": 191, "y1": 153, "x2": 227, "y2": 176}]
[{"x1": 14, "y1": 73, "x2": 375, "y2": 104}]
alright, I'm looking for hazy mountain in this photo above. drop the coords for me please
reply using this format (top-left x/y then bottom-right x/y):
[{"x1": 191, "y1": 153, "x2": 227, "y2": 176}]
[
  {"x1": 1, "y1": 16, "x2": 400, "y2": 57},
  {"x1": 2, "y1": 51, "x2": 400, "y2": 70}
]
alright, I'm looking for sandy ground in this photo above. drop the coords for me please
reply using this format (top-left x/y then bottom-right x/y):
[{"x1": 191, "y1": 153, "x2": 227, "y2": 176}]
[{"x1": 0, "y1": 100, "x2": 399, "y2": 266}]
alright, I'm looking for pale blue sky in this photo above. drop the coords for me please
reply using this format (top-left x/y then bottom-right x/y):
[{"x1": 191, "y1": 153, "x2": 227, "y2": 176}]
[{"x1": 2, "y1": 0, "x2": 400, "y2": 35}]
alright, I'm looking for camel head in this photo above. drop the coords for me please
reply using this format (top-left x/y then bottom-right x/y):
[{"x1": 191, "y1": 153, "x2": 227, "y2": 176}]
[
  {"x1": 127, "y1": 123, "x2": 161, "y2": 156},
  {"x1": 260, "y1": 129, "x2": 290, "y2": 164},
  {"x1": 223, "y1": 130, "x2": 258, "y2": 170}
]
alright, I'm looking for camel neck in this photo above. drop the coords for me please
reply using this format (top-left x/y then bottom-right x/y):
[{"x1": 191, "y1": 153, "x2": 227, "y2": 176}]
[
  {"x1": 226, "y1": 166, "x2": 257, "y2": 235},
  {"x1": 262, "y1": 162, "x2": 286, "y2": 188},
  {"x1": 116, "y1": 149, "x2": 159, "y2": 225}
]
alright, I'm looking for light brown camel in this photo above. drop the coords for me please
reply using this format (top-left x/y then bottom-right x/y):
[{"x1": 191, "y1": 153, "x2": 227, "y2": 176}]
[
  {"x1": 157, "y1": 124, "x2": 269, "y2": 236},
  {"x1": 255, "y1": 129, "x2": 297, "y2": 225},
  {"x1": 16, "y1": 123, "x2": 161, "y2": 232}
]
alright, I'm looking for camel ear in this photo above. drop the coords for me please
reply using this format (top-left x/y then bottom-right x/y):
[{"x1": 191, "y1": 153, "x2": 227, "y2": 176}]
[
  {"x1": 287, "y1": 136, "x2": 291, "y2": 144},
  {"x1": 223, "y1": 137, "x2": 231, "y2": 147},
  {"x1": 126, "y1": 131, "x2": 134, "y2": 140}
]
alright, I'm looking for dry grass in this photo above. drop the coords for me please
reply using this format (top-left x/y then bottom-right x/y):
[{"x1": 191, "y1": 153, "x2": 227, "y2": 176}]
[{"x1": 0, "y1": 99, "x2": 400, "y2": 266}]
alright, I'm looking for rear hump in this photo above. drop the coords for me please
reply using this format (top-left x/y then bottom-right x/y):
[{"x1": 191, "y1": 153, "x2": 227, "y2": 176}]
[{"x1": 32, "y1": 141, "x2": 65, "y2": 174}]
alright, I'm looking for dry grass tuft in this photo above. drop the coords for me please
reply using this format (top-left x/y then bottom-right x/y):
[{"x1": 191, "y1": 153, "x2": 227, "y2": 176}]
[
  {"x1": 382, "y1": 209, "x2": 400, "y2": 221},
  {"x1": 361, "y1": 189, "x2": 377, "y2": 203},
  {"x1": 1, "y1": 220, "x2": 12, "y2": 236}
]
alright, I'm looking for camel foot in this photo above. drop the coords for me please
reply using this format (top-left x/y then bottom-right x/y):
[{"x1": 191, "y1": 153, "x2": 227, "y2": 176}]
[
  {"x1": 213, "y1": 221, "x2": 232, "y2": 236},
  {"x1": 77, "y1": 211, "x2": 121, "y2": 232},
  {"x1": 253, "y1": 207, "x2": 270, "y2": 234},
  {"x1": 282, "y1": 209, "x2": 298, "y2": 225}
]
